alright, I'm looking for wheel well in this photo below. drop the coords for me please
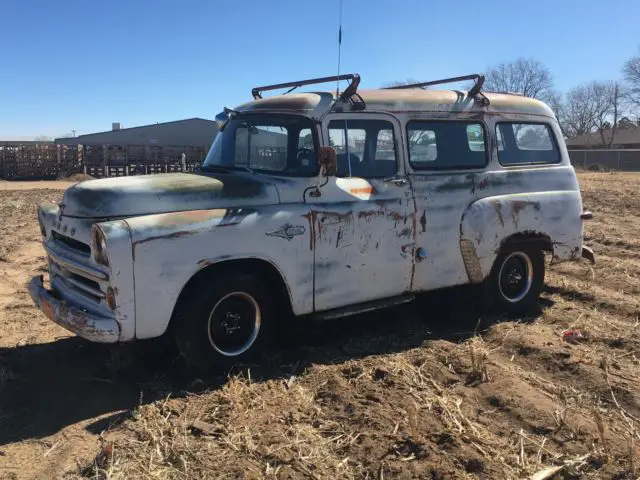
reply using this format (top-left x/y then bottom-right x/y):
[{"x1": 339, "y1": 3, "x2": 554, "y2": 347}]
[
  {"x1": 499, "y1": 232, "x2": 553, "y2": 253},
  {"x1": 168, "y1": 258, "x2": 294, "y2": 332}
]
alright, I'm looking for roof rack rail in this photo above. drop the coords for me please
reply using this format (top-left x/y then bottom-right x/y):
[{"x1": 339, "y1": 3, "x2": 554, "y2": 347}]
[
  {"x1": 384, "y1": 73, "x2": 485, "y2": 94},
  {"x1": 251, "y1": 73, "x2": 361, "y2": 100}
]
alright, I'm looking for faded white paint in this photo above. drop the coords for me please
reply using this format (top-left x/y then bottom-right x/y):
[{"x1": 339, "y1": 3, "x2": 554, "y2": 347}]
[{"x1": 29, "y1": 88, "x2": 590, "y2": 343}]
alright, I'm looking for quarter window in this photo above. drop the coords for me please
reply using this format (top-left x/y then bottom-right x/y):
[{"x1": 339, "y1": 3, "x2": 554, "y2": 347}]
[
  {"x1": 327, "y1": 120, "x2": 397, "y2": 178},
  {"x1": 496, "y1": 123, "x2": 560, "y2": 165},
  {"x1": 407, "y1": 121, "x2": 487, "y2": 170}
]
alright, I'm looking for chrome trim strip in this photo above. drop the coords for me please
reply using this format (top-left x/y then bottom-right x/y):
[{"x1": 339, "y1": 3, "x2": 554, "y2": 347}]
[
  {"x1": 44, "y1": 242, "x2": 108, "y2": 282},
  {"x1": 65, "y1": 276, "x2": 105, "y2": 299}
]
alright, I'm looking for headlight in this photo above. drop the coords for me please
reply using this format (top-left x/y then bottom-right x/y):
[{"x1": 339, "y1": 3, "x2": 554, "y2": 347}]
[{"x1": 92, "y1": 226, "x2": 109, "y2": 267}]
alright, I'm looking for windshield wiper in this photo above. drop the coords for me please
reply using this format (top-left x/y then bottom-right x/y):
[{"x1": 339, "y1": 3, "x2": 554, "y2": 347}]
[{"x1": 200, "y1": 164, "x2": 256, "y2": 175}]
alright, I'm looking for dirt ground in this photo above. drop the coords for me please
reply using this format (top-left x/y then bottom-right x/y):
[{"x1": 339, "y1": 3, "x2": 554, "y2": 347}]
[{"x1": 1, "y1": 172, "x2": 639, "y2": 479}]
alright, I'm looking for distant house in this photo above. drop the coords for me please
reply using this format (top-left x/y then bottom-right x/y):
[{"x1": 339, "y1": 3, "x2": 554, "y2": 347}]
[
  {"x1": 566, "y1": 127, "x2": 640, "y2": 149},
  {"x1": 55, "y1": 118, "x2": 218, "y2": 149}
]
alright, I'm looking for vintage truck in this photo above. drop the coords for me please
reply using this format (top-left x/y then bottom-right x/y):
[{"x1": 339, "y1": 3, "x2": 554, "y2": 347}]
[{"x1": 29, "y1": 73, "x2": 594, "y2": 370}]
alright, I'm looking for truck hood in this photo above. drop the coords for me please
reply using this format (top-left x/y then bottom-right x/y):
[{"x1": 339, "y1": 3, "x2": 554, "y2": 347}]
[{"x1": 59, "y1": 172, "x2": 281, "y2": 218}]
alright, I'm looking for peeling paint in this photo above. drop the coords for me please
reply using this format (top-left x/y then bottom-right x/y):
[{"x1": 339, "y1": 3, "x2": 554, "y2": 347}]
[{"x1": 493, "y1": 201, "x2": 505, "y2": 227}]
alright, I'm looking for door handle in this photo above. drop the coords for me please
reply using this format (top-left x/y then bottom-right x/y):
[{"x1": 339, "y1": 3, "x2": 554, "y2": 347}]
[{"x1": 384, "y1": 177, "x2": 408, "y2": 187}]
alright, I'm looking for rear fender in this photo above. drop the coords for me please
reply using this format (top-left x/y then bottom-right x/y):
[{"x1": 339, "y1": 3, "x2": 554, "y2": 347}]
[{"x1": 459, "y1": 191, "x2": 584, "y2": 283}]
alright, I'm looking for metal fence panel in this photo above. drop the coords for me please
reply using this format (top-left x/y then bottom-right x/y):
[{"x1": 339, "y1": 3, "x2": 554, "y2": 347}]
[
  {"x1": 0, "y1": 143, "x2": 206, "y2": 180},
  {"x1": 568, "y1": 149, "x2": 640, "y2": 171}
]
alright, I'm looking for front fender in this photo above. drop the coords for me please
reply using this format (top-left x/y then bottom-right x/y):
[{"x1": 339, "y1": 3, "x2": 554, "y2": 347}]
[
  {"x1": 125, "y1": 207, "x2": 313, "y2": 339},
  {"x1": 460, "y1": 191, "x2": 584, "y2": 283}
]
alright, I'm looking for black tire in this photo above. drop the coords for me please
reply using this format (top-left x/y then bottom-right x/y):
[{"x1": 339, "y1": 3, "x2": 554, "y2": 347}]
[
  {"x1": 172, "y1": 272, "x2": 276, "y2": 374},
  {"x1": 483, "y1": 242, "x2": 545, "y2": 314}
]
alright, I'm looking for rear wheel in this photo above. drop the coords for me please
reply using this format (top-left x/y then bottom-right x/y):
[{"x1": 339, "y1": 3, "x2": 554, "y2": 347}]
[
  {"x1": 483, "y1": 243, "x2": 545, "y2": 314},
  {"x1": 173, "y1": 272, "x2": 275, "y2": 373}
]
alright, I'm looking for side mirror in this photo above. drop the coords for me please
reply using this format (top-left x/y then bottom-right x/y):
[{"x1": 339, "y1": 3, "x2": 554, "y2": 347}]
[
  {"x1": 214, "y1": 110, "x2": 230, "y2": 131},
  {"x1": 317, "y1": 146, "x2": 337, "y2": 176}
]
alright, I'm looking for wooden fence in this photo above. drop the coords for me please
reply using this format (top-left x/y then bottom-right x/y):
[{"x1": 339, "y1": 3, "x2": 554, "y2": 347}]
[{"x1": 0, "y1": 143, "x2": 207, "y2": 180}]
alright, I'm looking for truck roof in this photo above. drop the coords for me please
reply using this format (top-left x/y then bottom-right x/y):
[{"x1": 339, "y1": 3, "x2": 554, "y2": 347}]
[{"x1": 235, "y1": 89, "x2": 555, "y2": 118}]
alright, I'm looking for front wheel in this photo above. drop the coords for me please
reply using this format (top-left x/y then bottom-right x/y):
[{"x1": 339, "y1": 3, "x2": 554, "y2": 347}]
[
  {"x1": 172, "y1": 272, "x2": 275, "y2": 373},
  {"x1": 483, "y1": 243, "x2": 545, "y2": 314}
]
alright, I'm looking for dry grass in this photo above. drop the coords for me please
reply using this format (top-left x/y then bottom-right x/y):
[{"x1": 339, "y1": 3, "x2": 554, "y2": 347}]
[{"x1": 2, "y1": 173, "x2": 640, "y2": 479}]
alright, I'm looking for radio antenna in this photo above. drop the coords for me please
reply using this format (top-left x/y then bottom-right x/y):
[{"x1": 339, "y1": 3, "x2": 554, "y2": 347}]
[{"x1": 335, "y1": 0, "x2": 343, "y2": 97}]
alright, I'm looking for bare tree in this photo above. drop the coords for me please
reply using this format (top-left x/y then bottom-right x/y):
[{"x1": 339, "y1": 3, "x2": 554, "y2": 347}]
[
  {"x1": 563, "y1": 85, "x2": 598, "y2": 137},
  {"x1": 623, "y1": 49, "x2": 640, "y2": 108},
  {"x1": 545, "y1": 90, "x2": 570, "y2": 137},
  {"x1": 383, "y1": 78, "x2": 422, "y2": 88},
  {"x1": 560, "y1": 81, "x2": 626, "y2": 145},
  {"x1": 483, "y1": 57, "x2": 553, "y2": 99}
]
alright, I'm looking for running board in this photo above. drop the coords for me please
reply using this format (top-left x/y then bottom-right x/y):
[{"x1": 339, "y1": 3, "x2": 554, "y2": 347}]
[{"x1": 312, "y1": 294, "x2": 415, "y2": 321}]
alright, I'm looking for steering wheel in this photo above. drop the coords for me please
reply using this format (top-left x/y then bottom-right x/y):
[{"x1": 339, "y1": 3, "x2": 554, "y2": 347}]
[{"x1": 296, "y1": 148, "x2": 315, "y2": 167}]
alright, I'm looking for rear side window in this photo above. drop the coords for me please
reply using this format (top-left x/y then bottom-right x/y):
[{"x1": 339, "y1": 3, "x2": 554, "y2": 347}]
[
  {"x1": 407, "y1": 121, "x2": 487, "y2": 170},
  {"x1": 496, "y1": 123, "x2": 560, "y2": 165}
]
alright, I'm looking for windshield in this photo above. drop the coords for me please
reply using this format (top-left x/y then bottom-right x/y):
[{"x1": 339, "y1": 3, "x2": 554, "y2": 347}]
[{"x1": 203, "y1": 115, "x2": 318, "y2": 176}]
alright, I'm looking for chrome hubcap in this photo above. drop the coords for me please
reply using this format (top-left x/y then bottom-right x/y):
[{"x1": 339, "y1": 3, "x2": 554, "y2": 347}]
[
  {"x1": 207, "y1": 292, "x2": 261, "y2": 357},
  {"x1": 498, "y1": 252, "x2": 533, "y2": 303}
]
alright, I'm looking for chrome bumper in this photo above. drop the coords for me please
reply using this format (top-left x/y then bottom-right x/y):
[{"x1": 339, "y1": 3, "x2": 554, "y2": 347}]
[
  {"x1": 582, "y1": 245, "x2": 595, "y2": 264},
  {"x1": 28, "y1": 275, "x2": 120, "y2": 343}
]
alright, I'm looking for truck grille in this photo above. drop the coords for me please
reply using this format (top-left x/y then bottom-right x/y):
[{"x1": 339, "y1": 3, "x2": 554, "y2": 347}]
[
  {"x1": 52, "y1": 231, "x2": 91, "y2": 256},
  {"x1": 44, "y1": 241, "x2": 108, "y2": 308},
  {"x1": 50, "y1": 262, "x2": 104, "y2": 303}
]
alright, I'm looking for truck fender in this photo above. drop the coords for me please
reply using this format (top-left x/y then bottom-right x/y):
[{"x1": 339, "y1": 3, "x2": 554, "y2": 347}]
[{"x1": 459, "y1": 191, "x2": 583, "y2": 283}]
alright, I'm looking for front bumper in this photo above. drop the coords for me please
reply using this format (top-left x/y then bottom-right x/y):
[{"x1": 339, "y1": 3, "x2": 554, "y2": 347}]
[{"x1": 28, "y1": 275, "x2": 120, "y2": 343}]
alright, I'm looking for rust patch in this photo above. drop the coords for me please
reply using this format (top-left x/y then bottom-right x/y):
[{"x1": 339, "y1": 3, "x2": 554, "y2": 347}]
[
  {"x1": 388, "y1": 211, "x2": 404, "y2": 222},
  {"x1": 132, "y1": 230, "x2": 197, "y2": 259},
  {"x1": 302, "y1": 212, "x2": 316, "y2": 251},
  {"x1": 358, "y1": 210, "x2": 384, "y2": 220},
  {"x1": 350, "y1": 186, "x2": 375, "y2": 195},
  {"x1": 153, "y1": 209, "x2": 226, "y2": 226},
  {"x1": 303, "y1": 210, "x2": 353, "y2": 251},
  {"x1": 511, "y1": 200, "x2": 541, "y2": 216},
  {"x1": 492, "y1": 202, "x2": 505, "y2": 228},
  {"x1": 419, "y1": 211, "x2": 427, "y2": 233}
]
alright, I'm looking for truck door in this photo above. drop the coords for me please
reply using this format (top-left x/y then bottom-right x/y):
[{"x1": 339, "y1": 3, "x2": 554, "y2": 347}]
[
  {"x1": 407, "y1": 119, "x2": 489, "y2": 292},
  {"x1": 306, "y1": 113, "x2": 415, "y2": 312}
]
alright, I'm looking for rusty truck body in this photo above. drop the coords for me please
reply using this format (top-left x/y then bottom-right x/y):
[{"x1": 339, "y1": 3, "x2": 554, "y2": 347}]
[{"x1": 29, "y1": 73, "x2": 595, "y2": 370}]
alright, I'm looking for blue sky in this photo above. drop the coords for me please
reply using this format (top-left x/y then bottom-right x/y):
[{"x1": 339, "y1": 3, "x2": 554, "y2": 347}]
[{"x1": 2, "y1": 0, "x2": 639, "y2": 138}]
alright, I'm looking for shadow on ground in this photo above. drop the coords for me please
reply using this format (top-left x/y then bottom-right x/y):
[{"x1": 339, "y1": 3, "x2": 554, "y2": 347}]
[{"x1": 0, "y1": 285, "x2": 548, "y2": 446}]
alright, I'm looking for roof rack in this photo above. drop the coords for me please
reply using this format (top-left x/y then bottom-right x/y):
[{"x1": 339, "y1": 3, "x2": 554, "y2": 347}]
[
  {"x1": 384, "y1": 73, "x2": 484, "y2": 94},
  {"x1": 251, "y1": 73, "x2": 361, "y2": 100}
]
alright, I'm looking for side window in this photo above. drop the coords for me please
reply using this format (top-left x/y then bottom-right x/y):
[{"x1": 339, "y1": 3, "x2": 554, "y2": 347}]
[
  {"x1": 407, "y1": 121, "x2": 487, "y2": 170},
  {"x1": 328, "y1": 119, "x2": 397, "y2": 178},
  {"x1": 496, "y1": 123, "x2": 560, "y2": 165}
]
